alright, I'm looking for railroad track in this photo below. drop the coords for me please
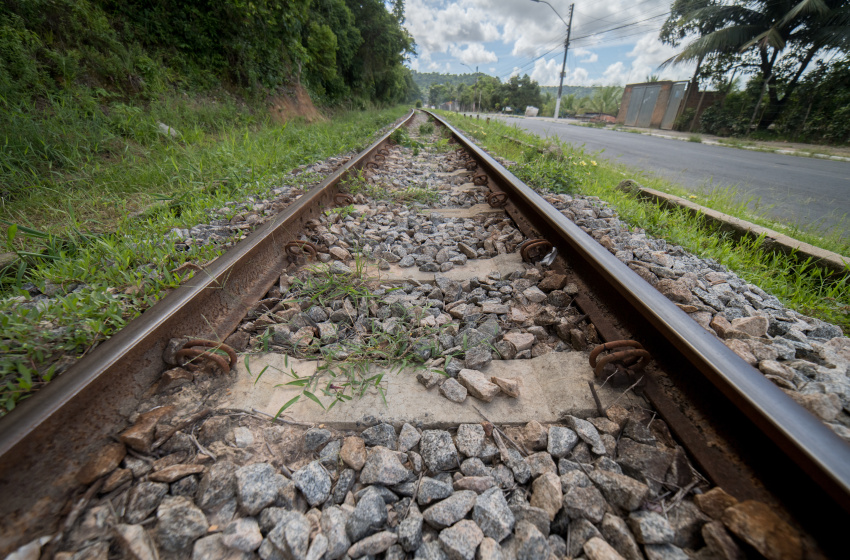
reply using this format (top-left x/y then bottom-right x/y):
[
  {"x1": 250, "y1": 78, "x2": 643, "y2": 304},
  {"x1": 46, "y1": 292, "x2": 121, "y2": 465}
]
[{"x1": 1, "y1": 109, "x2": 848, "y2": 558}]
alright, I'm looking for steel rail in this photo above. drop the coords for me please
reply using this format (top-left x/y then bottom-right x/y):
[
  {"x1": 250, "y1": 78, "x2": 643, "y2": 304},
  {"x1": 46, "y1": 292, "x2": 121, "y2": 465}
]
[
  {"x1": 0, "y1": 110, "x2": 415, "y2": 548},
  {"x1": 426, "y1": 110, "x2": 850, "y2": 511}
]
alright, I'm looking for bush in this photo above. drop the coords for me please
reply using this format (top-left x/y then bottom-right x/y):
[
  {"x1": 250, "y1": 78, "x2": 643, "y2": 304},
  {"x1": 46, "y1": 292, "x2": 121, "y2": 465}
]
[
  {"x1": 673, "y1": 108, "x2": 696, "y2": 131},
  {"x1": 699, "y1": 104, "x2": 747, "y2": 136}
]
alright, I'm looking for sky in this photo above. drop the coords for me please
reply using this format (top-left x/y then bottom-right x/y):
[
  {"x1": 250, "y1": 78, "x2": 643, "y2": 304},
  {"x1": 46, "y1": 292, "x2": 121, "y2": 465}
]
[{"x1": 403, "y1": 0, "x2": 697, "y2": 86}]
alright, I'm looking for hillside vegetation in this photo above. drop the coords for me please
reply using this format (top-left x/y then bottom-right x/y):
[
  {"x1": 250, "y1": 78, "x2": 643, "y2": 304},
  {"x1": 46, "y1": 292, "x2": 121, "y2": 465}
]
[
  {"x1": 0, "y1": 0, "x2": 419, "y2": 206},
  {"x1": 1, "y1": 0, "x2": 419, "y2": 413}
]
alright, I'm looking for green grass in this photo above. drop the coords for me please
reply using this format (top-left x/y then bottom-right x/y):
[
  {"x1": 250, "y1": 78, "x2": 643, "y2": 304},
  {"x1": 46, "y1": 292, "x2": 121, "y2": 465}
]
[
  {"x1": 0, "y1": 103, "x2": 411, "y2": 415},
  {"x1": 438, "y1": 111, "x2": 850, "y2": 333},
  {"x1": 688, "y1": 134, "x2": 703, "y2": 143}
]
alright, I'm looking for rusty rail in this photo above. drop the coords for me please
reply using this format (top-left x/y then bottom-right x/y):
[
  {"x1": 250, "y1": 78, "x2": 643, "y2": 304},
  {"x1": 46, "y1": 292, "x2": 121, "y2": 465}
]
[
  {"x1": 0, "y1": 110, "x2": 415, "y2": 548},
  {"x1": 2, "y1": 106, "x2": 848, "y2": 552},
  {"x1": 426, "y1": 110, "x2": 850, "y2": 515}
]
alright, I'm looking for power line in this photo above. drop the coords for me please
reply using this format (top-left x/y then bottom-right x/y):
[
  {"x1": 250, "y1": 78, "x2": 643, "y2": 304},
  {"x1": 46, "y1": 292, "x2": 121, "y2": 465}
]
[
  {"x1": 492, "y1": 34, "x2": 568, "y2": 79},
  {"x1": 571, "y1": 11, "x2": 670, "y2": 42},
  {"x1": 574, "y1": 0, "x2": 668, "y2": 31},
  {"x1": 502, "y1": 8, "x2": 671, "y2": 82},
  {"x1": 492, "y1": 33, "x2": 567, "y2": 74}
]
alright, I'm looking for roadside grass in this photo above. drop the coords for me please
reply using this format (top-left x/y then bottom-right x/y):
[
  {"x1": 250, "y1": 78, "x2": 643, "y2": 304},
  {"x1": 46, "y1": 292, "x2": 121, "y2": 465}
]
[
  {"x1": 716, "y1": 138, "x2": 756, "y2": 149},
  {"x1": 0, "y1": 104, "x2": 410, "y2": 415},
  {"x1": 436, "y1": 111, "x2": 850, "y2": 332}
]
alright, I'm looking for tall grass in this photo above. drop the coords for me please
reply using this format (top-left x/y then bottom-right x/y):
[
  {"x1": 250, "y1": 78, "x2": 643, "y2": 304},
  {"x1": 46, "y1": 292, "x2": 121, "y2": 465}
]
[{"x1": 0, "y1": 103, "x2": 410, "y2": 415}]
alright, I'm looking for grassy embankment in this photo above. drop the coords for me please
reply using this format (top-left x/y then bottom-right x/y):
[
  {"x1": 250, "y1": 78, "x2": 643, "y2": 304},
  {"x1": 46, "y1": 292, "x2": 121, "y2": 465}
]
[
  {"x1": 0, "y1": 99, "x2": 410, "y2": 415},
  {"x1": 437, "y1": 111, "x2": 850, "y2": 334}
]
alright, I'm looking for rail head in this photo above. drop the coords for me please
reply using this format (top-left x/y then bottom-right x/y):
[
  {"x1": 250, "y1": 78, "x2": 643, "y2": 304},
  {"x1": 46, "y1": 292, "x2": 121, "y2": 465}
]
[
  {"x1": 0, "y1": 110, "x2": 415, "y2": 550},
  {"x1": 425, "y1": 109, "x2": 850, "y2": 511}
]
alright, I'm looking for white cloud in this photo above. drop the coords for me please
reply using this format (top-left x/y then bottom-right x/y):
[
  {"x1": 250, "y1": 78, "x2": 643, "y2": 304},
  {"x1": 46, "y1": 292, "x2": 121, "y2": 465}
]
[
  {"x1": 626, "y1": 33, "x2": 694, "y2": 82},
  {"x1": 570, "y1": 67, "x2": 589, "y2": 84},
  {"x1": 404, "y1": 1, "x2": 682, "y2": 85},
  {"x1": 602, "y1": 61, "x2": 629, "y2": 85},
  {"x1": 405, "y1": 0, "x2": 501, "y2": 53},
  {"x1": 574, "y1": 48, "x2": 598, "y2": 64},
  {"x1": 529, "y1": 58, "x2": 560, "y2": 85},
  {"x1": 449, "y1": 43, "x2": 499, "y2": 66}
]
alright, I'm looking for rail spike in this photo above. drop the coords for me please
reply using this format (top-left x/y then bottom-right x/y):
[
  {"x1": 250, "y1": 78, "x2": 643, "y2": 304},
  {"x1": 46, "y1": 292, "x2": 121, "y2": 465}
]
[
  {"x1": 486, "y1": 191, "x2": 509, "y2": 208},
  {"x1": 519, "y1": 238, "x2": 553, "y2": 262},
  {"x1": 284, "y1": 240, "x2": 319, "y2": 261},
  {"x1": 589, "y1": 340, "x2": 652, "y2": 386},
  {"x1": 334, "y1": 193, "x2": 354, "y2": 206}
]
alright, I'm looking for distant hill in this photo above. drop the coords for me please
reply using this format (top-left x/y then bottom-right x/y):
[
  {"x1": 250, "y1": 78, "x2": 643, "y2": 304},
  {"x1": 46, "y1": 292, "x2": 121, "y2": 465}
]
[
  {"x1": 411, "y1": 71, "x2": 483, "y2": 91},
  {"x1": 540, "y1": 85, "x2": 596, "y2": 99},
  {"x1": 411, "y1": 72, "x2": 598, "y2": 100}
]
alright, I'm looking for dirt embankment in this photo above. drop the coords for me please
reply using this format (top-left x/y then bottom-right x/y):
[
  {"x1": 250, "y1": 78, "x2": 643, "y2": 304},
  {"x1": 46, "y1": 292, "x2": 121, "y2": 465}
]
[{"x1": 269, "y1": 85, "x2": 326, "y2": 124}]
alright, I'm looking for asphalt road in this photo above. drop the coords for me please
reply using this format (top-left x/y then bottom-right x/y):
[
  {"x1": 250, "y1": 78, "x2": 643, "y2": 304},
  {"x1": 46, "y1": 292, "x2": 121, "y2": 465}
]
[{"x1": 482, "y1": 114, "x2": 850, "y2": 238}]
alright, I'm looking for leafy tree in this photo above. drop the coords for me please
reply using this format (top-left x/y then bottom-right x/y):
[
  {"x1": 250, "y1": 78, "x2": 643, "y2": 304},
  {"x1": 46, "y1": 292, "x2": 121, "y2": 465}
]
[
  {"x1": 775, "y1": 56, "x2": 850, "y2": 143},
  {"x1": 304, "y1": 0, "x2": 362, "y2": 99},
  {"x1": 501, "y1": 74, "x2": 542, "y2": 110},
  {"x1": 660, "y1": 0, "x2": 850, "y2": 129},
  {"x1": 344, "y1": 0, "x2": 416, "y2": 104},
  {"x1": 429, "y1": 83, "x2": 447, "y2": 106}
]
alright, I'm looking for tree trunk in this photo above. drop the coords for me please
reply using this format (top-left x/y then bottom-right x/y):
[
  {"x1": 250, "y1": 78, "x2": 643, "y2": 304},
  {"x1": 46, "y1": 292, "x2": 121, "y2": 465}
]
[{"x1": 758, "y1": 45, "x2": 819, "y2": 130}]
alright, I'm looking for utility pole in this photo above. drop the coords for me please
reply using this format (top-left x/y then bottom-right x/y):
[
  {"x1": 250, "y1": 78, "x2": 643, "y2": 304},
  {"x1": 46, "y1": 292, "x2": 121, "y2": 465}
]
[
  {"x1": 554, "y1": 4, "x2": 574, "y2": 120},
  {"x1": 474, "y1": 66, "x2": 478, "y2": 113}
]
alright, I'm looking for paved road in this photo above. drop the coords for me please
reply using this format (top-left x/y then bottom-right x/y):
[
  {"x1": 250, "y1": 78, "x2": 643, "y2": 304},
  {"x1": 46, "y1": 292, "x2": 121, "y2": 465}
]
[{"x1": 482, "y1": 114, "x2": 850, "y2": 238}]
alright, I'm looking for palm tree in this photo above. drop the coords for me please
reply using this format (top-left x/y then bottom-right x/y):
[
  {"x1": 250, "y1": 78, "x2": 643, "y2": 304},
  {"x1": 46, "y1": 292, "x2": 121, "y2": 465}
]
[
  {"x1": 661, "y1": 0, "x2": 850, "y2": 129},
  {"x1": 587, "y1": 86, "x2": 624, "y2": 115},
  {"x1": 559, "y1": 93, "x2": 581, "y2": 116}
]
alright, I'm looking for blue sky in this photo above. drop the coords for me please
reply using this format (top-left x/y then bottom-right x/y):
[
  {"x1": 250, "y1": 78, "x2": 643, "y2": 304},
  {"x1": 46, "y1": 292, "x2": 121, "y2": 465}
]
[{"x1": 403, "y1": 0, "x2": 696, "y2": 86}]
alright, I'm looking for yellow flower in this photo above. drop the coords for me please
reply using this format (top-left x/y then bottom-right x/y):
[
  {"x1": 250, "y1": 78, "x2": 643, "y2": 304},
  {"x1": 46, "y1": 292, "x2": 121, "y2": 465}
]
[
  {"x1": 579, "y1": 161, "x2": 586, "y2": 166},
  {"x1": 591, "y1": 160, "x2": 597, "y2": 166},
  {"x1": 689, "y1": 195, "x2": 697, "y2": 199}
]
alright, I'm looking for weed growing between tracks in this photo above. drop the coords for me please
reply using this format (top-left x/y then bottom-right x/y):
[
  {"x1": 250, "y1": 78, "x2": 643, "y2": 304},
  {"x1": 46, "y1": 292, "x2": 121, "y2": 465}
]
[
  {"x1": 340, "y1": 167, "x2": 439, "y2": 206},
  {"x1": 437, "y1": 112, "x2": 850, "y2": 332},
  {"x1": 255, "y1": 261, "x2": 446, "y2": 413},
  {"x1": 0, "y1": 106, "x2": 410, "y2": 415}
]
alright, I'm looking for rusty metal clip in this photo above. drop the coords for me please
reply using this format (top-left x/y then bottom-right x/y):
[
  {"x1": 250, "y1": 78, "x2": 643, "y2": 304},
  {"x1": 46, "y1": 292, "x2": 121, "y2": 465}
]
[
  {"x1": 589, "y1": 340, "x2": 651, "y2": 384},
  {"x1": 373, "y1": 154, "x2": 385, "y2": 162},
  {"x1": 284, "y1": 240, "x2": 318, "y2": 260},
  {"x1": 486, "y1": 192, "x2": 509, "y2": 208},
  {"x1": 334, "y1": 193, "x2": 354, "y2": 206},
  {"x1": 176, "y1": 340, "x2": 237, "y2": 373},
  {"x1": 473, "y1": 173, "x2": 489, "y2": 186},
  {"x1": 365, "y1": 162, "x2": 379, "y2": 170},
  {"x1": 519, "y1": 239, "x2": 554, "y2": 262},
  {"x1": 378, "y1": 147, "x2": 390, "y2": 156},
  {"x1": 465, "y1": 160, "x2": 479, "y2": 171}
]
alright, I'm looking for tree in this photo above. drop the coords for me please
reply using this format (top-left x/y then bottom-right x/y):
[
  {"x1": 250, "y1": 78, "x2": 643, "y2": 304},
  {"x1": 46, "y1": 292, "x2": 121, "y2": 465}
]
[
  {"x1": 428, "y1": 83, "x2": 447, "y2": 106},
  {"x1": 586, "y1": 86, "x2": 624, "y2": 114},
  {"x1": 660, "y1": 0, "x2": 850, "y2": 129},
  {"x1": 502, "y1": 74, "x2": 542, "y2": 110},
  {"x1": 344, "y1": 0, "x2": 416, "y2": 104}
]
